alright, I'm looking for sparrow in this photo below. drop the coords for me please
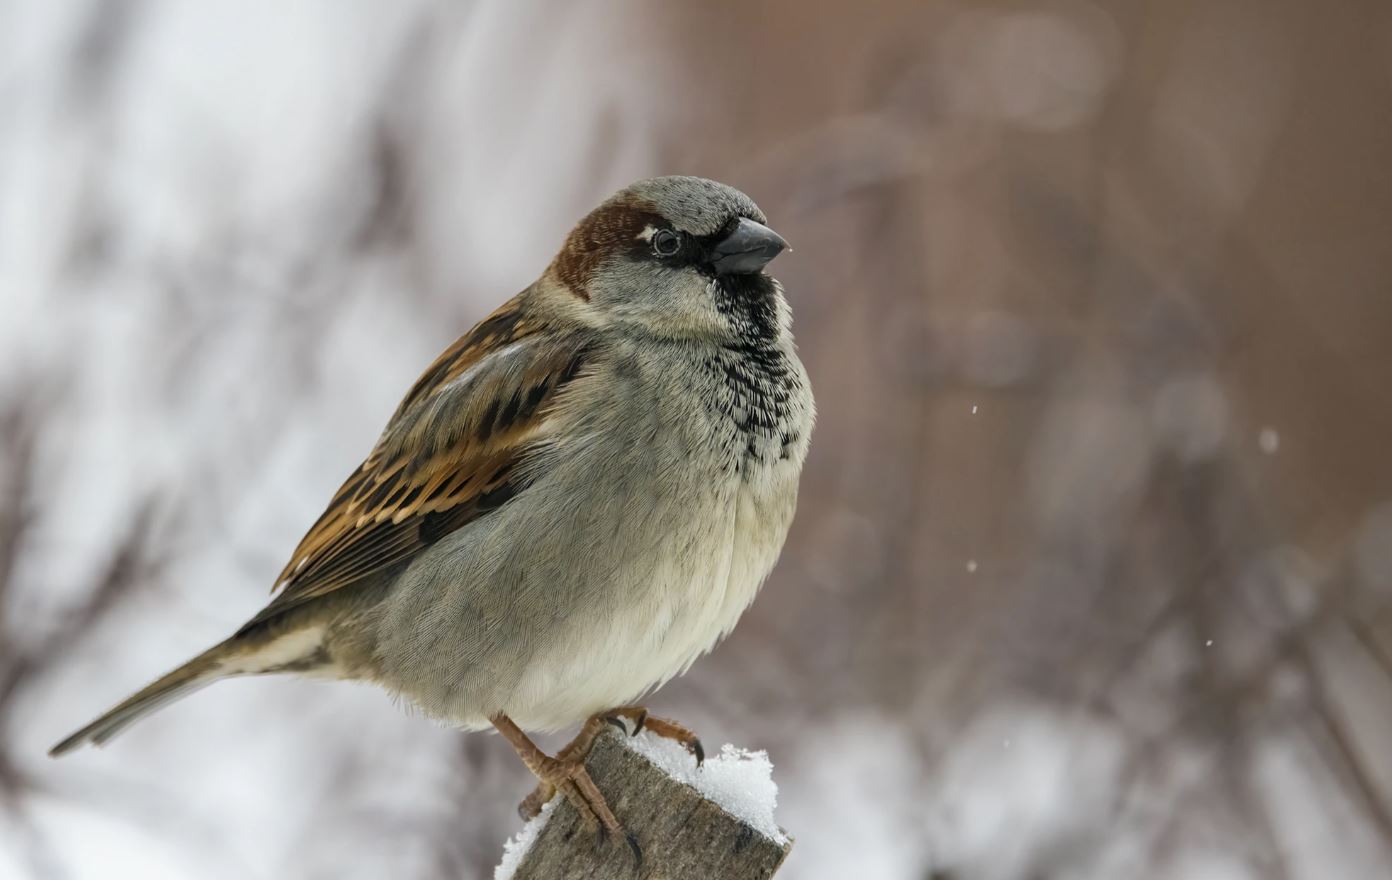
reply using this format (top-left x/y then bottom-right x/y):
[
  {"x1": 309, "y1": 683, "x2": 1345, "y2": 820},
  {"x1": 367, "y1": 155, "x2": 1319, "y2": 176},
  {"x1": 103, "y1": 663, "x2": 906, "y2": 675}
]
[{"x1": 50, "y1": 175, "x2": 814, "y2": 851}]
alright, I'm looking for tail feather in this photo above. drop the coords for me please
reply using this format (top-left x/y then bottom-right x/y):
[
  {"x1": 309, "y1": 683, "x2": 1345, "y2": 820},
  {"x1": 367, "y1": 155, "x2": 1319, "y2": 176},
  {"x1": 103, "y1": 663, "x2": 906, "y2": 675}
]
[{"x1": 49, "y1": 642, "x2": 232, "y2": 757}]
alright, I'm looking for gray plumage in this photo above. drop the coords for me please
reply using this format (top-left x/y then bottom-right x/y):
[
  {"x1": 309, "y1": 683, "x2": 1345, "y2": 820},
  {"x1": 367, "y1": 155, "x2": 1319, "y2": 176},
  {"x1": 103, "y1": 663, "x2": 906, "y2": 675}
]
[{"x1": 52, "y1": 175, "x2": 813, "y2": 755}]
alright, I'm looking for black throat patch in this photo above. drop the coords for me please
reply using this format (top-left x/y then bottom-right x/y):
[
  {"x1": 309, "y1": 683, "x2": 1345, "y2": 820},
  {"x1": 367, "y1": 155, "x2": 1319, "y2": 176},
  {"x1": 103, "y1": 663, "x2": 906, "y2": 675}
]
[
  {"x1": 701, "y1": 279, "x2": 803, "y2": 471},
  {"x1": 712, "y1": 273, "x2": 781, "y2": 345}
]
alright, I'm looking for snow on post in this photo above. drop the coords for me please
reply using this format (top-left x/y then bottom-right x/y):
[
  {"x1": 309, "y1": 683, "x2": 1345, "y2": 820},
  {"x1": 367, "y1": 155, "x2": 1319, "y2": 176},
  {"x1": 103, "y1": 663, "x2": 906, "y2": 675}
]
[{"x1": 496, "y1": 727, "x2": 791, "y2": 880}]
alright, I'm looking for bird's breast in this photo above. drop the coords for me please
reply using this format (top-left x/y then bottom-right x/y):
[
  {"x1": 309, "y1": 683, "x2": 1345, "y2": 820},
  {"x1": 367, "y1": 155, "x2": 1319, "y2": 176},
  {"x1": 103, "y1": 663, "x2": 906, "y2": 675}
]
[
  {"x1": 490, "y1": 342, "x2": 811, "y2": 729},
  {"x1": 580, "y1": 341, "x2": 812, "y2": 682},
  {"x1": 700, "y1": 339, "x2": 813, "y2": 476}
]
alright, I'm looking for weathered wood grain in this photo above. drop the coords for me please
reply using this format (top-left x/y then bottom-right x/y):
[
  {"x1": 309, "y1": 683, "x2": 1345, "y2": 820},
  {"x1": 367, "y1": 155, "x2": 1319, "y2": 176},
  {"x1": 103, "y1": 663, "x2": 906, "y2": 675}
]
[{"x1": 507, "y1": 729, "x2": 791, "y2": 880}]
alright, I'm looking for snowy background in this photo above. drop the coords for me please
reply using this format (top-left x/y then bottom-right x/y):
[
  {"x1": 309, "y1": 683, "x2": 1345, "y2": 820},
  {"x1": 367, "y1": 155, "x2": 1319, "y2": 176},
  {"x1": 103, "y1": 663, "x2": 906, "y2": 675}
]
[{"x1": 5, "y1": 1, "x2": 1392, "y2": 878}]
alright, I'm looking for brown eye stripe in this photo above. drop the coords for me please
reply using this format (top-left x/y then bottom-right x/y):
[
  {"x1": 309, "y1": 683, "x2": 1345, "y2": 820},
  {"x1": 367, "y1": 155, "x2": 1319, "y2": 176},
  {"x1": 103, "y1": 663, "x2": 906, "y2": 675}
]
[{"x1": 551, "y1": 197, "x2": 664, "y2": 299}]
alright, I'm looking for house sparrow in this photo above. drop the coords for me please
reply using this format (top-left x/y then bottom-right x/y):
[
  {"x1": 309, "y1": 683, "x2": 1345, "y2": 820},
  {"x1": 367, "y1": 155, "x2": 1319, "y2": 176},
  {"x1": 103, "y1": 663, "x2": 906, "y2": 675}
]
[{"x1": 50, "y1": 176, "x2": 814, "y2": 852}]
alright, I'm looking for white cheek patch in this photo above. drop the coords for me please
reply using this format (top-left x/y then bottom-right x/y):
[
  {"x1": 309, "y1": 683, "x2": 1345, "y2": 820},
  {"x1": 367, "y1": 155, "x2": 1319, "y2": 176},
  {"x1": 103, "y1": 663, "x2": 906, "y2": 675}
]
[{"x1": 637, "y1": 225, "x2": 657, "y2": 242}]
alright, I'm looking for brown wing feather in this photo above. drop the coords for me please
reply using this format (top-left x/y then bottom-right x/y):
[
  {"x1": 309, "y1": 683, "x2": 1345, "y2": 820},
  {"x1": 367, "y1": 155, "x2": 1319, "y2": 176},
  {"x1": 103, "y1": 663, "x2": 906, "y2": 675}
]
[{"x1": 246, "y1": 296, "x2": 591, "y2": 629}]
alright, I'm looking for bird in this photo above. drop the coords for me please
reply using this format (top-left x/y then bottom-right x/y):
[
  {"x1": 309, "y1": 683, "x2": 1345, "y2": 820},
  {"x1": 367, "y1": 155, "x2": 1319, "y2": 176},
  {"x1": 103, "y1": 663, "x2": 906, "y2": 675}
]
[{"x1": 50, "y1": 175, "x2": 814, "y2": 851}]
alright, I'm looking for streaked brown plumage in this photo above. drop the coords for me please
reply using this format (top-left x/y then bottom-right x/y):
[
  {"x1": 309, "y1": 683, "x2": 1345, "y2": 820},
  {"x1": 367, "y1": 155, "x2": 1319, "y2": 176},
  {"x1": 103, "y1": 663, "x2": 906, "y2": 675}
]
[
  {"x1": 50, "y1": 176, "x2": 813, "y2": 862},
  {"x1": 253, "y1": 301, "x2": 589, "y2": 628}
]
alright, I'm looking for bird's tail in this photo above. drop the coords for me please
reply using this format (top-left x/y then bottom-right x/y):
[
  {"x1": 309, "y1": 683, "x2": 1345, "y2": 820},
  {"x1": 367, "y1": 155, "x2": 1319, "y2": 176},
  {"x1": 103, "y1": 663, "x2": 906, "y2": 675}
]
[
  {"x1": 48, "y1": 640, "x2": 237, "y2": 757},
  {"x1": 49, "y1": 620, "x2": 332, "y2": 758}
]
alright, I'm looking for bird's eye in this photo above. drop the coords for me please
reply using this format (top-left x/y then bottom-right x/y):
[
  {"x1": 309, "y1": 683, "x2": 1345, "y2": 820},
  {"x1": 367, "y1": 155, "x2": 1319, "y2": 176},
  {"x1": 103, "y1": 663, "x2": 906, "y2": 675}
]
[{"x1": 652, "y1": 229, "x2": 681, "y2": 257}]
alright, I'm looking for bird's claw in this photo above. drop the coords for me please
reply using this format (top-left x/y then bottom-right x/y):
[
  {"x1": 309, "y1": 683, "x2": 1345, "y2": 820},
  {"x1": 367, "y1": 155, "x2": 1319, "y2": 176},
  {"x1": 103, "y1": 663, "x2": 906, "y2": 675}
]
[{"x1": 604, "y1": 708, "x2": 703, "y2": 767}]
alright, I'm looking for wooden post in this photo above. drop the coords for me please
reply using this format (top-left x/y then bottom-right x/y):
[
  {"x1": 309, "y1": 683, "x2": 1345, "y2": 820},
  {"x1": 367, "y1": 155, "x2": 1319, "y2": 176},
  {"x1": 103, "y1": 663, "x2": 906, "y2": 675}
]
[{"x1": 501, "y1": 728, "x2": 792, "y2": 879}]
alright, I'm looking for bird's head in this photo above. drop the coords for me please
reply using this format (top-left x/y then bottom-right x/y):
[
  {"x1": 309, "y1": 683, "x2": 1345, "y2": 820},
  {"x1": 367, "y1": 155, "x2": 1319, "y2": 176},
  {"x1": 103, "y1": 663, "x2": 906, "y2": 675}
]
[{"x1": 548, "y1": 176, "x2": 790, "y2": 343}]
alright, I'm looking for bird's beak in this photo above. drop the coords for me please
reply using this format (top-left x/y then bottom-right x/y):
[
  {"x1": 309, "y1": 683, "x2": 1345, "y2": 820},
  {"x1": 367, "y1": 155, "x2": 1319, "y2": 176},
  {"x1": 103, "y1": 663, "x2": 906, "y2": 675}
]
[{"x1": 709, "y1": 218, "x2": 789, "y2": 275}]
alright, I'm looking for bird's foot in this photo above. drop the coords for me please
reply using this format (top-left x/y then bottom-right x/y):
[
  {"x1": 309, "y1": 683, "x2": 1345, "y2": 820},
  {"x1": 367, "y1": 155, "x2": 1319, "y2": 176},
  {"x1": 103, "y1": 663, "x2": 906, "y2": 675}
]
[
  {"x1": 518, "y1": 713, "x2": 609, "y2": 820},
  {"x1": 515, "y1": 707, "x2": 703, "y2": 821},
  {"x1": 517, "y1": 779, "x2": 556, "y2": 821},
  {"x1": 494, "y1": 714, "x2": 640, "y2": 864},
  {"x1": 604, "y1": 706, "x2": 705, "y2": 766},
  {"x1": 532, "y1": 752, "x2": 619, "y2": 833}
]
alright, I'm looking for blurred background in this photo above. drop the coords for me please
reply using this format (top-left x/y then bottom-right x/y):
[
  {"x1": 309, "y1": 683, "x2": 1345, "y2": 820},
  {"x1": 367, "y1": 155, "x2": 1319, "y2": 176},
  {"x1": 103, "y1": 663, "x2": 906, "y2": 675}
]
[{"x1": 4, "y1": 1, "x2": 1392, "y2": 877}]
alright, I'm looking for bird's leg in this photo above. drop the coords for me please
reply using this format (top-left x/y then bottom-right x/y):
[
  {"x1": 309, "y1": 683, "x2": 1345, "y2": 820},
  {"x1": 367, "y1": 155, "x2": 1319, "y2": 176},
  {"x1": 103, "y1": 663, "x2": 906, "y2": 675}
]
[
  {"x1": 515, "y1": 707, "x2": 703, "y2": 820},
  {"x1": 492, "y1": 714, "x2": 637, "y2": 861},
  {"x1": 515, "y1": 714, "x2": 610, "y2": 820},
  {"x1": 605, "y1": 706, "x2": 705, "y2": 765}
]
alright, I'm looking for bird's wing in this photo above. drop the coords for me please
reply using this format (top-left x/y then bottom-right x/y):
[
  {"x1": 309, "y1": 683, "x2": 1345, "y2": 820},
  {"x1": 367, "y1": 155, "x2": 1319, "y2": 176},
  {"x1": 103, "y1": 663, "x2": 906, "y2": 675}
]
[{"x1": 245, "y1": 296, "x2": 592, "y2": 629}]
